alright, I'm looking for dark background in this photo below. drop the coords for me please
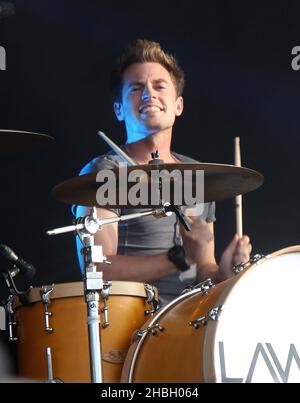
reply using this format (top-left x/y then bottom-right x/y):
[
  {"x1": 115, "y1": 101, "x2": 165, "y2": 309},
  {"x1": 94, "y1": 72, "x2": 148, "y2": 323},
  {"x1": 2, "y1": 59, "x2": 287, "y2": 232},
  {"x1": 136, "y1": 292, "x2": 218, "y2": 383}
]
[{"x1": 0, "y1": 0, "x2": 300, "y2": 296}]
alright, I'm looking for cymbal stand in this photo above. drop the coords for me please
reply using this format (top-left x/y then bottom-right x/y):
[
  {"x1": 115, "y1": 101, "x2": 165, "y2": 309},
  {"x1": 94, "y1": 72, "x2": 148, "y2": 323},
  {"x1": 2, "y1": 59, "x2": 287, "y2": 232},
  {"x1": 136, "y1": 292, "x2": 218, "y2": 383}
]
[
  {"x1": 47, "y1": 205, "x2": 172, "y2": 383},
  {"x1": 148, "y1": 151, "x2": 191, "y2": 231},
  {"x1": 74, "y1": 207, "x2": 108, "y2": 383},
  {"x1": 47, "y1": 206, "x2": 172, "y2": 237}
]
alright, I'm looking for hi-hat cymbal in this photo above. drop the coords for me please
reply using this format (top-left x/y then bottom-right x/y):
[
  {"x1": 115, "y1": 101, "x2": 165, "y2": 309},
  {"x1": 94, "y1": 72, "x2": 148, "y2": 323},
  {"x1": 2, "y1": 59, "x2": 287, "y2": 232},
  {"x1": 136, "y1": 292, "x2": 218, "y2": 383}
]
[
  {"x1": 51, "y1": 163, "x2": 264, "y2": 208},
  {"x1": 0, "y1": 129, "x2": 54, "y2": 156}
]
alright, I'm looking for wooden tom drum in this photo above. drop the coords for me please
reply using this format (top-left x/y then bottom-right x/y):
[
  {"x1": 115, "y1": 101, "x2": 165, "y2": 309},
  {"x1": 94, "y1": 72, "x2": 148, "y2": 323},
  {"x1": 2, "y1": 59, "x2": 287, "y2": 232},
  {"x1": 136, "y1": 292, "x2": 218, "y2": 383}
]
[{"x1": 14, "y1": 281, "x2": 158, "y2": 382}]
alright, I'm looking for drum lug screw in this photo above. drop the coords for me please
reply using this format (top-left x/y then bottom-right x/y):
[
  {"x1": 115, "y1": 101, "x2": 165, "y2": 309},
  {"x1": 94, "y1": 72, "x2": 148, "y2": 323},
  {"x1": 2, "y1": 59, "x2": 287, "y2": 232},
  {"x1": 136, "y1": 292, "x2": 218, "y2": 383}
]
[
  {"x1": 4, "y1": 295, "x2": 18, "y2": 341},
  {"x1": 183, "y1": 278, "x2": 214, "y2": 295},
  {"x1": 101, "y1": 302, "x2": 109, "y2": 328},
  {"x1": 233, "y1": 254, "x2": 264, "y2": 275},
  {"x1": 100, "y1": 281, "x2": 112, "y2": 328},
  {"x1": 134, "y1": 323, "x2": 164, "y2": 339},
  {"x1": 144, "y1": 283, "x2": 160, "y2": 315},
  {"x1": 208, "y1": 305, "x2": 223, "y2": 321},
  {"x1": 189, "y1": 305, "x2": 223, "y2": 329},
  {"x1": 189, "y1": 317, "x2": 207, "y2": 329},
  {"x1": 233, "y1": 262, "x2": 246, "y2": 275},
  {"x1": 148, "y1": 324, "x2": 164, "y2": 335},
  {"x1": 40, "y1": 285, "x2": 54, "y2": 333}
]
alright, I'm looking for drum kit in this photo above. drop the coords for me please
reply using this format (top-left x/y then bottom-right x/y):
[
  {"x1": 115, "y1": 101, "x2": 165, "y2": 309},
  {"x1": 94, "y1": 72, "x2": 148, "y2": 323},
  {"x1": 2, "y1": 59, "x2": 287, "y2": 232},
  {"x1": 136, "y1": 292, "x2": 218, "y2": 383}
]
[{"x1": 1, "y1": 129, "x2": 300, "y2": 383}]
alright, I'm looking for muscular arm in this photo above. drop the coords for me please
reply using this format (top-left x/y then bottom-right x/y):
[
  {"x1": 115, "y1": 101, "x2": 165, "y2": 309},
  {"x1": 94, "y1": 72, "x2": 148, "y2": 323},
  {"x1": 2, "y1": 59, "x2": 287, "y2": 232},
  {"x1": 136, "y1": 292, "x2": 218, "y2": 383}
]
[
  {"x1": 180, "y1": 219, "x2": 219, "y2": 283},
  {"x1": 76, "y1": 206, "x2": 178, "y2": 282},
  {"x1": 181, "y1": 218, "x2": 252, "y2": 285},
  {"x1": 193, "y1": 222, "x2": 219, "y2": 283}
]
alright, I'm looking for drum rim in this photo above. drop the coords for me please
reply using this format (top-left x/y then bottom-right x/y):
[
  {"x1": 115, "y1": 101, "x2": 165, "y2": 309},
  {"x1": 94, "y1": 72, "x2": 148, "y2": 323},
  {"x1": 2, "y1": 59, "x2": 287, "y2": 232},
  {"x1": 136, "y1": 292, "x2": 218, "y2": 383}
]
[
  {"x1": 13, "y1": 280, "x2": 158, "y2": 307},
  {"x1": 123, "y1": 287, "x2": 201, "y2": 382}
]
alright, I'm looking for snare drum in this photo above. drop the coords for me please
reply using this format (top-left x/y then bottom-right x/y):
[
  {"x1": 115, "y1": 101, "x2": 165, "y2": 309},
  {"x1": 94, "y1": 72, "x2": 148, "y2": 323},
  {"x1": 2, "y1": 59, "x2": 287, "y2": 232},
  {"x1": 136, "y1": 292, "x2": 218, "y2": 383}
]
[
  {"x1": 121, "y1": 246, "x2": 300, "y2": 383},
  {"x1": 13, "y1": 281, "x2": 158, "y2": 383}
]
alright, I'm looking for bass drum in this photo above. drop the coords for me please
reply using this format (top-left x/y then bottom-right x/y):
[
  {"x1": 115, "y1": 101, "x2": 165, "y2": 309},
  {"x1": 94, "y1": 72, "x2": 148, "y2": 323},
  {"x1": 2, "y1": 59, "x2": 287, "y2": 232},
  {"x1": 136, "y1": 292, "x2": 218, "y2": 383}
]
[
  {"x1": 14, "y1": 281, "x2": 158, "y2": 383},
  {"x1": 121, "y1": 246, "x2": 300, "y2": 383}
]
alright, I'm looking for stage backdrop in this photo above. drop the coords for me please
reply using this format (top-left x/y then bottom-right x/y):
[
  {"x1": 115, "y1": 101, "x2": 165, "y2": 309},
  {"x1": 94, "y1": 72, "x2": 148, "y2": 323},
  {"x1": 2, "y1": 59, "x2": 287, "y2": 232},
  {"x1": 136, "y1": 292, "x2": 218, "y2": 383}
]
[{"x1": 0, "y1": 1, "x2": 300, "y2": 299}]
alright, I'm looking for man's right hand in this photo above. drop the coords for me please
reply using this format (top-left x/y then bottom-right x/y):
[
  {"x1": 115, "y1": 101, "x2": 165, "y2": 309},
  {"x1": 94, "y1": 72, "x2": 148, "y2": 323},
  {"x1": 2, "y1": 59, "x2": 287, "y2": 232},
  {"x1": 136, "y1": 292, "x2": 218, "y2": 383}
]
[{"x1": 180, "y1": 217, "x2": 214, "y2": 265}]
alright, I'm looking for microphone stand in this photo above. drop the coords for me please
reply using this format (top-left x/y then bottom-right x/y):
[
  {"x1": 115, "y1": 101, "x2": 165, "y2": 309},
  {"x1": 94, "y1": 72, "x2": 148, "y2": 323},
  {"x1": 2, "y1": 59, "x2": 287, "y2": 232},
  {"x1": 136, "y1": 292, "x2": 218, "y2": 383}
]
[{"x1": 0, "y1": 264, "x2": 32, "y2": 341}]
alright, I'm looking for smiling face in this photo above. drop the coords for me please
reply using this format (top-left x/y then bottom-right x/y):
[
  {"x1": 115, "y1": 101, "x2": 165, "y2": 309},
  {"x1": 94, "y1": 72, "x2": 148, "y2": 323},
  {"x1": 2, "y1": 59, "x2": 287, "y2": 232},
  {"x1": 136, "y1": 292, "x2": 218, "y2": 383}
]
[{"x1": 114, "y1": 62, "x2": 184, "y2": 143}]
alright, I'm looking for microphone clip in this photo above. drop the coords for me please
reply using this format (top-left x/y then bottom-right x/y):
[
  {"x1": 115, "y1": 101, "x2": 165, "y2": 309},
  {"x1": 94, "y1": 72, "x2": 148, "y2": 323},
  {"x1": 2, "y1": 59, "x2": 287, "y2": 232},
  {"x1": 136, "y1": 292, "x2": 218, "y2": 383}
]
[{"x1": 1, "y1": 263, "x2": 32, "y2": 305}]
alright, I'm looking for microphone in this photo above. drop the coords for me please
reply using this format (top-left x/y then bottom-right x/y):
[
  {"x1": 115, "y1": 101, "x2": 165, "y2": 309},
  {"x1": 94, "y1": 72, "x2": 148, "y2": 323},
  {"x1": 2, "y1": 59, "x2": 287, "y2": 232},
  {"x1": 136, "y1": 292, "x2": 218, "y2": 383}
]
[
  {"x1": 0, "y1": 2, "x2": 15, "y2": 19},
  {"x1": 0, "y1": 243, "x2": 36, "y2": 279}
]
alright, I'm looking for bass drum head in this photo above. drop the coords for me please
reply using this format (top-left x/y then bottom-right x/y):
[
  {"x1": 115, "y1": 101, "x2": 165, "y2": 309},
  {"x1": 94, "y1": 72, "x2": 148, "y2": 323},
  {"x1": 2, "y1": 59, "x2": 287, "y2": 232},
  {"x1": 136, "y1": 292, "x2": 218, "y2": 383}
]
[{"x1": 205, "y1": 246, "x2": 300, "y2": 383}]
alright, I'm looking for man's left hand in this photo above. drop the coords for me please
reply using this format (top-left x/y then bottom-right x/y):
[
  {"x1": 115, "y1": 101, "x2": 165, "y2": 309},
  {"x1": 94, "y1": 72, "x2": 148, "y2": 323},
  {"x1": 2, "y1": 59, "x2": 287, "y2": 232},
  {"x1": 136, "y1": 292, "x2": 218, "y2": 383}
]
[{"x1": 217, "y1": 234, "x2": 252, "y2": 282}]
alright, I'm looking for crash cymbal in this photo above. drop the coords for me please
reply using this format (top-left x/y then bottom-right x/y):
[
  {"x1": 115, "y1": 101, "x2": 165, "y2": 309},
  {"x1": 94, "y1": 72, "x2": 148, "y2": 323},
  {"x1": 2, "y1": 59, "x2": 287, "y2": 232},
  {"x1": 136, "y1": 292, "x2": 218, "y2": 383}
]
[
  {"x1": 0, "y1": 129, "x2": 54, "y2": 156},
  {"x1": 52, "y1": 163, "x2": 264, "y2": 208}
]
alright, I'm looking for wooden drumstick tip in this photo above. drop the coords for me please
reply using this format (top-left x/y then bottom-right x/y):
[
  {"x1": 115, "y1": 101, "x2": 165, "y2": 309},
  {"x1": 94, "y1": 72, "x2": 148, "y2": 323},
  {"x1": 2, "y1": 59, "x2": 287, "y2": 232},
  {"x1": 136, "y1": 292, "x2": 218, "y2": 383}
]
[
  {"x1": 97, "y1": 130, "x2": 136, "y2": 166},
  {"x1": 234, "y1": 137, "x2": 243, "y2": 237},
  {"x1": 234, "y1": 137, "x2": 241, "y2": 167}
]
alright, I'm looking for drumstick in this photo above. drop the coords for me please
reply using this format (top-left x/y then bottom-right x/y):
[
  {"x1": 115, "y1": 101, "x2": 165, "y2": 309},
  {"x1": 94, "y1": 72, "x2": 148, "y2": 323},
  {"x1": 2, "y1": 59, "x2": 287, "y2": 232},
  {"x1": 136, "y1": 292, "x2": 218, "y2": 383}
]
[
  {"x1": 234, "y1": 137, "x2": 243, "y2": 237},
  {"x1": 97, "y1": 130, "x2": 136, "y2": 166}
]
